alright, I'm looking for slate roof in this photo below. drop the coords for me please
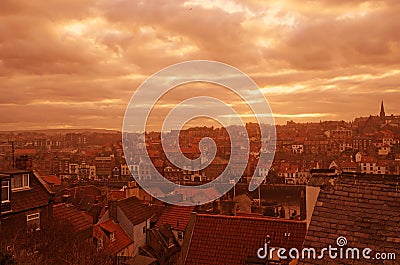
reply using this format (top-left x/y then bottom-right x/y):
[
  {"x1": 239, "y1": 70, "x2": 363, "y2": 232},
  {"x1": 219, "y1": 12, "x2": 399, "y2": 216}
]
[
  {"x1": 156, "y1": 205, "x2": 195, "y2": 231},
  {"x1": 298, "y1": 173, "x2": 400, "y2": 265},
  {"x1": 118, "y1": 196, "x2": 154, "y2": 226},
  {"x1": 1, "y1": 171, "x2": 54, "y2": 215},
  {"x1": 182, "y1": 214, "x2": 307, "y2": 265}
]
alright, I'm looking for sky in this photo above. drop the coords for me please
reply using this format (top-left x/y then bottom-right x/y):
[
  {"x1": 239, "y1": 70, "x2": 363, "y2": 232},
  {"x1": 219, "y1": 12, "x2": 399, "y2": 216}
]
[{"x1": 1, "y1": 0, "x2": 400, "y2": 131}]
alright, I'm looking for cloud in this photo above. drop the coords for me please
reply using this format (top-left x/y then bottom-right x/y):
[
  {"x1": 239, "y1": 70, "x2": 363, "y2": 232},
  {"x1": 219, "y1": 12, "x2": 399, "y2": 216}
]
[{"x1": 0, "y1": 0, "x2": 399, "y2": 130}]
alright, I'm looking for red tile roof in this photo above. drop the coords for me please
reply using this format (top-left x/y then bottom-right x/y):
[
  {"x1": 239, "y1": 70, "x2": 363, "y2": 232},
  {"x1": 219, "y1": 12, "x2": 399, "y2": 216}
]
[
  {"x1": 118, "y1": 197, "x2": 153, "y2": 226},
  {"x1": 156, "y1": 205, "x2": 195, "y2": 231},
  {"x1": 361, "y1": 156, "x2": 377, "y2": 163},
  {"x1": 184, "y1": 214, "x2": 307, "y2": 265},
  {"x1": 53, "y1": 204, "x2": 93, "y2": 234},
  {"x1": 14, "y1": 149, "x2": 37, "y2": 155},
  {"x1": 94, "y1": 220, "x2": 133, "y2": 256},
  {"x1": 41, "y1": 175, "x2": 62, "y2": 186}
]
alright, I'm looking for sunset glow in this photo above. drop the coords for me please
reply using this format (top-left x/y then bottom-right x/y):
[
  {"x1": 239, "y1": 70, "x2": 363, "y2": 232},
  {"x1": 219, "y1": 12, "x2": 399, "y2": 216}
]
[{"x1": 1, "y1": 0, "x2": 399, "y2": 130}]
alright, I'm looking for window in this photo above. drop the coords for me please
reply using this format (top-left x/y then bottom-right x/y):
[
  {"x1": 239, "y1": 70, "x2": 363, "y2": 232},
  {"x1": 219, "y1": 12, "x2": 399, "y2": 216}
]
[
  {"x1": 26, "y1": 212, "x2": 40, "y2": 230},
  {"x1": 97, "y1": 238, "x2": 104, "y2": 249},
  {"x1": 109, "y1": 232, "x2": 115, "y2": 242},
  {"x1": 1, "y1": 181, "x2": 10, "y2": 202},
  {"x1": 11, "y1": 174, "x2": 29, "y2": 190},
  {"x1": 177, "y1": 231, "x2": 184, "y2": 240},
  {"x1": 142, "y1": 226, "x2": 146, "y2": 234}
]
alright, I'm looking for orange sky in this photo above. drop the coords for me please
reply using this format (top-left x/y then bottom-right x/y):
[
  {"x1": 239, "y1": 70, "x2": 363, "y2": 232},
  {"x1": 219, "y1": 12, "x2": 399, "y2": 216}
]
[{"x1": 1, "y1": 0, "x2": 399, "y2": 131}]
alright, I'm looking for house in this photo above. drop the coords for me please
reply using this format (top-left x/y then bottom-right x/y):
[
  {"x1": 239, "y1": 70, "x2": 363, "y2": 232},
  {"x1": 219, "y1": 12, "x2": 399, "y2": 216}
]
[
  {"x1": 292, "y1": 144, "x2": 304, "y2": 154},
  {"x1": 98, "y1": 197, "x2": 154, "y2": 257},
  {"x1": 340, "y1": 161, "x2": 357, "y2": 173},
  {"x1": 359, "y1": 156, "x2": 377, "y2": 174},
  {"x1": 180, "y1": 214, "x2": 307, "y2": 265},
  {"x1": 156, "y1": 205, "x2": 195, "y2": 245},
  {"x1": 329, "y1": 160, "x2": 357, "y2": 173},
  {"x1": 257, "y1": 163, "x2": 269, "y2": 181},
  {"x1": 94, "y1": 219, "x2": 134, "y2": 262},
  {"x1": 375, "y1": 160, "x2": 387, "y2": 174},
  {"x1": 298, "y1": 173, "x2": 400, "y2": 264},
  {"x1": 0, "y1": 170, "x2": 54, "y2": 242}
]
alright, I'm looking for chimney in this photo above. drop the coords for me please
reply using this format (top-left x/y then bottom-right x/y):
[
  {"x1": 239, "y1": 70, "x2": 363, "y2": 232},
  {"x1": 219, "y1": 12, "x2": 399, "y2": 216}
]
[
  {"x1": 279, "y1": 206, "x2": 286, "y2": 218},
  {"x1": 109, "y1": 198, "x2": 118, "y2": 223},
  {"x1": 62, "y1": 194, "x2": 72, "y2": 205},
  {"x1": 300, "y1": 187, "x2": 307, "y2": 221},
  {"x1": 212, "y1": 200, "x2": 219, "y2": 213}
]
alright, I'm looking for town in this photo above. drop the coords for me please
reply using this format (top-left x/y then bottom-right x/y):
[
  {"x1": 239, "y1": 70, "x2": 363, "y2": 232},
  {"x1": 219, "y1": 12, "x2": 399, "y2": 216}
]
[
  {"x1": 0, "y1": 102, "x2": 399, "y2": 264},
  {"x1": 1, "y1": 102, "x2": 400, "y2": 184}
]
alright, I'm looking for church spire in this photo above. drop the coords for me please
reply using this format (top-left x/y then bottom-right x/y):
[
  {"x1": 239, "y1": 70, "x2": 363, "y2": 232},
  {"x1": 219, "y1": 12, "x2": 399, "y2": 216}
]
[{"x1": 380, "y1": 100, "x2": 385, "y2": 118}]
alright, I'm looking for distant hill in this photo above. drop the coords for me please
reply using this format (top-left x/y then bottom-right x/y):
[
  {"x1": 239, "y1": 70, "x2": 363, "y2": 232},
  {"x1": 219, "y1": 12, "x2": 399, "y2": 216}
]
[{"x1": 0, "y1": 128, "x2": 121, "y2": 135}]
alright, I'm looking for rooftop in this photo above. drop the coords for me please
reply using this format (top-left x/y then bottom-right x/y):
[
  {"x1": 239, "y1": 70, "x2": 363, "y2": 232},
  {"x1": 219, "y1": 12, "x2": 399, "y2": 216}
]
[
  {"x1": 118, "y1": 196, "x2": 154, "y2": 226},
  {"x1": 298, "y1": 173, "x2": 400, "y2": 264},
  {"x1": 182, "y1": 214, "x2": 307, "y2": 265},
  {"x1": 156, "y1": 205, "x2": 195, "y2": 231},
  {"x1": 41, "y1": 175, "x2": 62, "y2": 186},
  {"x1": 1, "y1": 171, "x2": 54, "y2": 215},
  {"x1": 94, "y1": 219, "x2": 133, "y2": 256},
  {"x1": 53, "y1": 203, "x2": 93, "y2": 235}
]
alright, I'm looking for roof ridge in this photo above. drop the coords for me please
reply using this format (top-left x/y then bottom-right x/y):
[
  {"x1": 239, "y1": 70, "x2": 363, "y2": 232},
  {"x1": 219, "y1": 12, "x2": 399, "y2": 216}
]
[
  {"x1": 33, "y1": 170, "x2": 56, "y2": 195},
  {"x1": 196, "y1": 213, "x2": 307, "y2": 224}
]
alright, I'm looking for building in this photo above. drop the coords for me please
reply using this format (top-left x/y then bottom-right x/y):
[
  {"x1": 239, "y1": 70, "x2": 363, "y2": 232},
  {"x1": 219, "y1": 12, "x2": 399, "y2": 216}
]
[
  {"x1": 298, "y1": 173, "x2": 400, "y2": 264},
  {"x1": 156, "y1": 205, "x2": 195, "y2": 245},
  {"x1": 143, "y1": 224, "x2": 181, "y2": 265},
  {"x1": 94, "y1": 219, "x2": 135, "y2": 262},
  {"x1": 380, "y1": 100, "x2": 386, "y2": 118},
  {"x1": 360, "y1": 156, "x2": 377, "y2": 174},
  {"x1": 95, "y1": 156, "x2": 113, "y2": 179},
  {"x1": 97, "y1": 197, "x2": 154, "y2": 257},
  {"x1": 0, "y1": 170, "x2": 54, "y2": 242}
]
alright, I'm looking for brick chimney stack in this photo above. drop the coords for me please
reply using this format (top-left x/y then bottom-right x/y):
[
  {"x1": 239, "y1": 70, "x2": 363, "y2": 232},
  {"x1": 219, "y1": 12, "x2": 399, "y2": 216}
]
[{"x1": 109, "y1": 198, "x2": 118, "y2": 223}]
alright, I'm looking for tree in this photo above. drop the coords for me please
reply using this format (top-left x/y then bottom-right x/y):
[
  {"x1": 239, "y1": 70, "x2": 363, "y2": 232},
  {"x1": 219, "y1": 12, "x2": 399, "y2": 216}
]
[
  {"x1": 0, "y1": 249, "x2": 16, "y2": 265},
  {"x1": 2, "y1": 221, "x2": 113, "y2": 265}
]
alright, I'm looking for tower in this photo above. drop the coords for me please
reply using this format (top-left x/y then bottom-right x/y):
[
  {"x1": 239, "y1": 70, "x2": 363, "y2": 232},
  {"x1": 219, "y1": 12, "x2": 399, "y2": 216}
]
[{"x1": 380, "y1": 100, "x2": 385, "y2": 118}]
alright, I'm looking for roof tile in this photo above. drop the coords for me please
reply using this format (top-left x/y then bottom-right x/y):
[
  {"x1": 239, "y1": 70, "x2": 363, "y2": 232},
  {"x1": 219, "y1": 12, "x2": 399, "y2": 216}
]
[{"x1": 184, "y1": 214, "x2": 307, "y2": 265}]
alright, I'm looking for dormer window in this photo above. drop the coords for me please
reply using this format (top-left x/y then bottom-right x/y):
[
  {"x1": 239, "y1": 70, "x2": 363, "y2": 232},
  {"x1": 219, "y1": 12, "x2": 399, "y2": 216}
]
[
  {"x1": 11, "y1": 174, "x2": 29, "y2": 190},
  {"x1": 110, "y1": 232, "x2": 115, "y2": 242},
  {"x1": 1, "y1": 180, "x2": 10, "y2": 203}
]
